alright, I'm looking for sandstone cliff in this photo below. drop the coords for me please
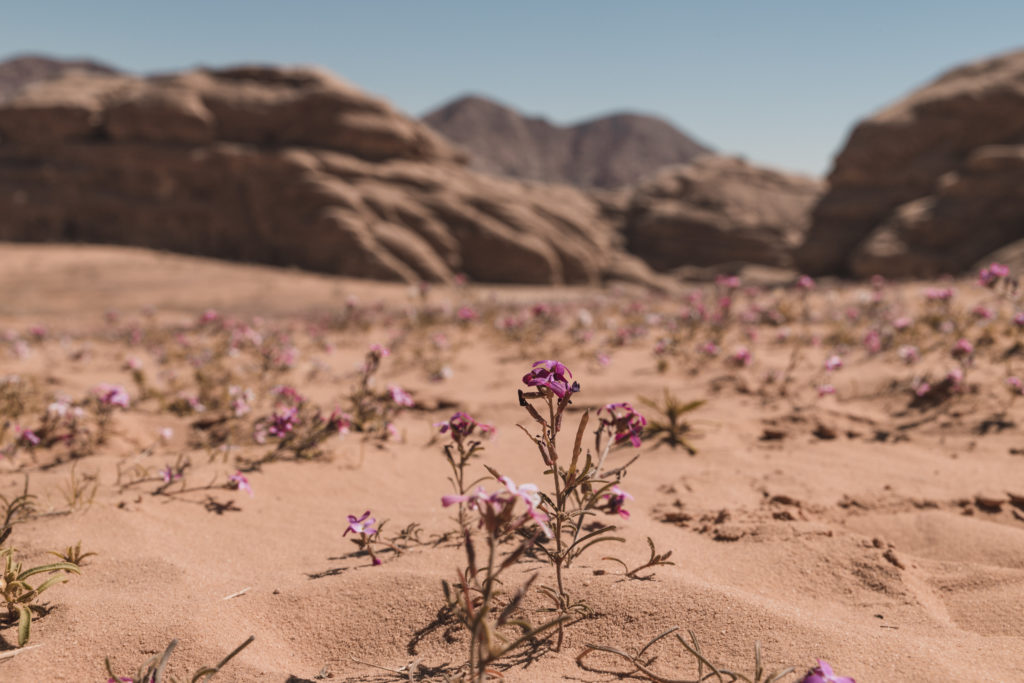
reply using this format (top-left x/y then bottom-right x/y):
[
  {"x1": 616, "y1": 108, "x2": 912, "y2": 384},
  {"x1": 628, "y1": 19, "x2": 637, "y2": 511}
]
[{"x1": 798, "y1": 49, "x2": 1024, "y2": 277}]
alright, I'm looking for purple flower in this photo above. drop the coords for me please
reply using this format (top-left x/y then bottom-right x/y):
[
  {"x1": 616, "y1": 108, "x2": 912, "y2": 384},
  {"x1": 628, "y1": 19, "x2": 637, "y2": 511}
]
[
  {"x1": 344, "y1": 510, "x2": 377, "y2": 537},
  {"x1": 951, "y1": 338, "x2": 974, "y2": 359},
  {"x1": 731, "y1": 347, "x2": 751, "y2": 367},
  {"x1": 925, "y1": 287, "x2": 954, "y2": 302},
  {"x1": 229, "y1": 471, "x2": 253, "y2": 497},
  {"x1": 369, "y1": 343, "x2": 390, "y2": 357},
  {"x1": 1008, "y1": 376, "x2": 1024, "y2": 396},
  {"x1": 824, "y1": 355, "x2": 843, "y2": 372},
  {"x1": 797, "y1": 274, "x2": 815, "y2": 290},
  {"x1": 978, "y1": 262, "x2": 1010, "y2": 287},
  {"x1": 818, "y1": 384, "x2": 836, "y2": 397},
  {"x1": 160, "y1": 465, "x2": 181, "y2": 483},
  {"x1": 328, "y1": 409, "x2": 353, "y2": 435},
  {"x1": 268, "y1": 407, "x2": 298, "y2": 437},
  {"x1": 800, "y1": 659, "x2": 855, "y2": 683},
  {"x1": 898, "y1": 345, "x2": 919, "y2": 364},
  {"x1": 601, "y1": 485, "x2": 634, "y2": 519},
  {"x1": 95, "y1": 383, "x2": 130, "y2": 409},
  {"x1": 15, "y1": 425, "x2": 39, "y2": 446},
  {"x1": 437, "y1": 412, "x2": 494, "y2": 441},
  {"x1": 389, "y1": 385, "x2": 415, "y2": 407},
  {"x1": 598, "y1": 402, "x2": 647, "y2": 447},
  {"x1": 522, "y1": 360, "x2": 577, "y2": 398}
]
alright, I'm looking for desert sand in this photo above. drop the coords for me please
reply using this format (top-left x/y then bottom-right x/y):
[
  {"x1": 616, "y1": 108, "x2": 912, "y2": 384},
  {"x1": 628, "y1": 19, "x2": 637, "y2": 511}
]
[{"x1": 0, "y1": 244, "x2": 1022, "y2": 682}]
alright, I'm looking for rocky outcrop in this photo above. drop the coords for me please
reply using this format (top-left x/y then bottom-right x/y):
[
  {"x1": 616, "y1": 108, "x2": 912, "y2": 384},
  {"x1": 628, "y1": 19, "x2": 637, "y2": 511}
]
[
  {"x1": 423, "y1": 95, "x2": 710, "y2": 188},
  {"x1": 0, "y1": 54, "x2": 117, "y2": 102},
  {"x1": 798, "y1": 49, "x2": 1024, "y2": 277},
  {"x1": 0, "y1": 65, "x2": 663, "y2": 286},
  {"x1": 622, "y1": 156, "x2": 823, "y2": 271}
]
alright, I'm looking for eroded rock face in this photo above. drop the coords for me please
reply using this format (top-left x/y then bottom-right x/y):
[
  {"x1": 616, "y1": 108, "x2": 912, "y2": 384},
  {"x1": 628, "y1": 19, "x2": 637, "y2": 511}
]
[
  {"x1": 0, "y1": 65, "x2": 664, "y2": 287},
  {"x1": 622, "y1": 156, "x2": 823, "y2": 271},
  {"x1": 798, "y1": 50, "x2": 1024, "y2": 278}
]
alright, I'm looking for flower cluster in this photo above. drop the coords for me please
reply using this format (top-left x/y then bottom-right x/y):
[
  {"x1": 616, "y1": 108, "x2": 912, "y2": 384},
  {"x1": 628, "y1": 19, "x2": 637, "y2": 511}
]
[
  {"x1": 978, "y1": 261, "x2": 1010, "y2": 288},
  {"x1": 598, "y1": 402, "x2": 647, "y2": 447},
  {"x1": 94, "y1": 383, "x2": 130, "y2": 409},
  {"x1": 436, "y1": 411, "x2": 494, "y2": 442},
  {"x1": 267, "y1": 407, "x2": 298, "y2": 438},
  {"x1": 522, "y1": 359, "x2": 578, "y2": 398},
  {"x1": 442, "y1": 477, "x2": 552, "y2": 538}
]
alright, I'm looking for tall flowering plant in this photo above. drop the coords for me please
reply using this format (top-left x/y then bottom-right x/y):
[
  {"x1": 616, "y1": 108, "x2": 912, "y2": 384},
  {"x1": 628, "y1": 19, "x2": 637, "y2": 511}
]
[
  {"x1": 441, "y1": 482, "x2": 564, "y2": 683},
  {"x1": 513, "y1": 360, "x2": 646, "y2": 650},
  {"x1": 437, "y1": 411, "x2": 495, "y2": 535}
]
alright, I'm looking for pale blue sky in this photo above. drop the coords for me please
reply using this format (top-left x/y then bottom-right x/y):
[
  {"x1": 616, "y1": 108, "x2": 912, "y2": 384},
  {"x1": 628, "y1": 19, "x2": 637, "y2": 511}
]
[{"x1": 3, "y1": 1, "x2": 1022, "y2": 175}]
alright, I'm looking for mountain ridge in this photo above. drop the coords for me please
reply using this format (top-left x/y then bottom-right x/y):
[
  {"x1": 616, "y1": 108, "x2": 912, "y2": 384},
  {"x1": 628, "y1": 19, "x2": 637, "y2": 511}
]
[{"x1": 423, "y1": 94, "x2": 711, "y2": 188}]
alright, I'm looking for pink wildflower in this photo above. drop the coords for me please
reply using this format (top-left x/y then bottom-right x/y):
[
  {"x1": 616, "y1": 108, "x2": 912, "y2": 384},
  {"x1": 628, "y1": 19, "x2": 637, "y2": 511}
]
[
  {"x1": 925, "y1": 287, "x2": 954, "y2": 302},
  {"x1": 95, "y1": 384, "x2": 130, "y2": 409},
  {"x1": 863, "y1": 329, "x2": 882, "y2": 354},
  {"x1": 824, "y1": 355, "x2": 843, "y2": 372},
  {"x1": 229, "y1": 471, "x2": 253, "y2": 497},
  {"x1": 892, "y1": 316, "x2": 912, "y2": 330},
  {"x1": 15, "y1": 425, "x2": 39, "y2": 446},
  {"x1": 328, "y1": 409, "x2": 353, "y2": 435},
  {"x1": 344, "y1": 510, "x2": 378, "y2": 537},
  {"x1": 799, "y1": 659, "x2": 855, "y2": 683},
  {"x1": 972, "y1": 305, "x2": 995, "y2": 320},
  {"x1": 388, "y1": 385, "x2": 415, "y2": 407},
  {"x1": 951, "y1": 338, "x2": 973, "y2": 359},
  {"x1": 978, "y1": 262, "x2": 1010, "y2": 288},
  {"x1": 601, "y1": 485, "x2": 634, "y2": 519},
  {"x1": 898, "y1": 345, "x2": 919, "y2": 364},
  {"x1": 160, "y1": 465, "x2": 181, "y2": 484}
]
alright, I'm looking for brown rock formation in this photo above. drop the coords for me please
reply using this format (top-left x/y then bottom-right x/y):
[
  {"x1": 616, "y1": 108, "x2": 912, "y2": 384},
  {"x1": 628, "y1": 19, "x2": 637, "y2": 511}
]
[
  {"x1": 622, "y1": 156, "x2": 823, "y2": 271},
  {"x1": 0, "y1": 65, "x2": 663, "y2": 287},
  {"x1": 798, "y1": 49, "x2": 1024, "y2": 278},
  {"x1": 423, "y1": 95, "x2": 710, "y2": 188},
  {"x1": 0, "y1": 54, "x2": 117, "y2": 102}
]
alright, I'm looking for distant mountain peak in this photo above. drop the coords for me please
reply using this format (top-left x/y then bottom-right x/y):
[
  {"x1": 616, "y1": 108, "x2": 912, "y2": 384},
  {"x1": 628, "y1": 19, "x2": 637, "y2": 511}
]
[{"x1": 423, "y1": 94, "x2": 711, "y2": 188}]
